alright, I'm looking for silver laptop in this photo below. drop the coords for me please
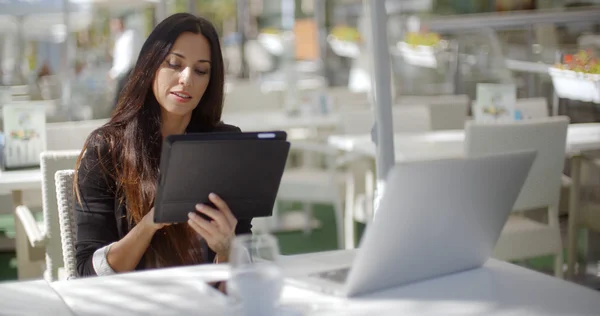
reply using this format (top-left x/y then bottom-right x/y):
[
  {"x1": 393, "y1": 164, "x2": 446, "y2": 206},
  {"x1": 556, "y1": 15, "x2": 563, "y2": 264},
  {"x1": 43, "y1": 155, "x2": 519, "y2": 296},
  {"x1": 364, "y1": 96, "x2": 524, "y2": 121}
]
[{"x1": 288, "y1": 150, "x2": 536, "y2": 297}]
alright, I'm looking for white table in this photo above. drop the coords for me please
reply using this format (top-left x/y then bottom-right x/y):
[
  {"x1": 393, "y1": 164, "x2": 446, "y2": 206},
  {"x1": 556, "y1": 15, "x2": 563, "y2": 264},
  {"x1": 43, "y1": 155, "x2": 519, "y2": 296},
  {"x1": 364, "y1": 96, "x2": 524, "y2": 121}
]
[
  {"x1": 280, "y1": 251, "x2": 600, "y2": 316},
  {"x1": 50, "y1": 265, "x2": 232, "y2": 316},
  {"x1": 222, "y1": 111, "x2": 339, "y2": 134},
  {"x1": 0, "y1": 168, "x2": 42, "y2": 253},
  {"x1": 1, "y1": 251, "x2": 582, "y2": 315},
  {"x1": 327, "y1": 123, "x2": 600, "y2": 162},
  {"x1": 0, "y1": 279, "x2": 74, "y2": 315},
  {"x1": 0, "y1": 168, "x2": 42, "y2": 194},
  {"x1": 1, "y1": 251, "x2": 599, "y2": 315}
]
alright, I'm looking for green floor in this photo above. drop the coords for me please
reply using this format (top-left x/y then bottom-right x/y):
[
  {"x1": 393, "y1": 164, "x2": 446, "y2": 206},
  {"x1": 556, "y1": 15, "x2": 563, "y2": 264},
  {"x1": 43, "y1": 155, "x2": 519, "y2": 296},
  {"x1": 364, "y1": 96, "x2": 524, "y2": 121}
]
[
  {"x1": 0, "y1": 213, "x2": 18, "y2": 281},
  {"x1": 0, "y1": 251, "x2": 17, "y2": 281}
]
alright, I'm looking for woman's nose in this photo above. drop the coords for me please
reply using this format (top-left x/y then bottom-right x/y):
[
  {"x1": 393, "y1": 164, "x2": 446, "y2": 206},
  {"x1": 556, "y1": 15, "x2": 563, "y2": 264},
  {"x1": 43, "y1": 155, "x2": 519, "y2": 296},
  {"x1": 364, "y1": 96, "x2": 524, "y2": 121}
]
[{"x1": 179, "y1": 67, "x2": 192, "y2": 87}]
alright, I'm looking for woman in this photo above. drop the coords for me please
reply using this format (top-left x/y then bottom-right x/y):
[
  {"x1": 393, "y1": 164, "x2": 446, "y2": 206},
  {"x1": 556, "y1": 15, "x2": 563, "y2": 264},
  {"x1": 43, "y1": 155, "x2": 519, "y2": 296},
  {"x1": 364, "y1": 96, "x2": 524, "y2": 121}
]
[{"x1": 74, "y1": 13, "x2": 251, "y2": 278}]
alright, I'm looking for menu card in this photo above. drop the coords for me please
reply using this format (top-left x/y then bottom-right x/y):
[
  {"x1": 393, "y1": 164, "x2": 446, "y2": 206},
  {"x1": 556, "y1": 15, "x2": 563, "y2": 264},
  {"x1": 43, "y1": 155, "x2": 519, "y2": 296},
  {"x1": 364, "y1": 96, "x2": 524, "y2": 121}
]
[
  {"x1": 2, "y1": 103, "x2": 46, "y2": 169},
  {"x1": 473, "y1": 83, "x2": 517, "y2": 122}
]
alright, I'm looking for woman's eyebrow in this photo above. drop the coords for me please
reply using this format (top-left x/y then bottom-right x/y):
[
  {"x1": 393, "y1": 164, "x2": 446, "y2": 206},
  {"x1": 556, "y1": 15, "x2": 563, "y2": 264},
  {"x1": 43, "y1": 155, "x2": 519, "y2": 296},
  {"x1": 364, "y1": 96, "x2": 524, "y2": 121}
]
[{"x1": 170, "y1": 52, "x2": 211, "y2": 64}]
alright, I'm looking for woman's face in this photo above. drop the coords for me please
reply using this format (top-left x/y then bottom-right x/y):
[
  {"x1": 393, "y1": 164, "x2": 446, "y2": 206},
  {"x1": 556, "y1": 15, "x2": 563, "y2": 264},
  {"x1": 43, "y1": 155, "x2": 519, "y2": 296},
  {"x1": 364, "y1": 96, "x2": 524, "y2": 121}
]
[{"x1": 153, "y1": 32, "x2": 212, "y2": 117}]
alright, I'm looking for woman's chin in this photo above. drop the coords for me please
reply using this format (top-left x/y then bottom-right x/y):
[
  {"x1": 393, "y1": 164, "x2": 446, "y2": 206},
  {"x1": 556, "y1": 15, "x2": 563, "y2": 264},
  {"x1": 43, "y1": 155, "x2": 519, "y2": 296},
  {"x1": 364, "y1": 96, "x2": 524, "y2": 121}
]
[{"x1": 162, "y1": 102, "x2": 196, "y2": 117}]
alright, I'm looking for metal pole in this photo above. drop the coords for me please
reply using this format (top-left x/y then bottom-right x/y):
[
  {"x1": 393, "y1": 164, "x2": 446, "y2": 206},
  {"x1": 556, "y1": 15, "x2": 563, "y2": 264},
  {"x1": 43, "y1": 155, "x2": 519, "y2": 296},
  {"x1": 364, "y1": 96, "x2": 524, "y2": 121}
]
[
  {"x1": 12, "y1": 16, "x2": 26, "y2": 85},
  {"x1": 61, "y1": 0, "x2": 72, "y2": 115},
  {"x1": 187, "y1": 0, "x2": 196, "y2": 14},
  {"x1": 314, "y1": 0, "x2": 328, "y2": 79},
  {"x1": 368, "y1": 0, "x2": 395, "y2": 184},
  {"x1": 0, "y1": 34, "x2": 4, "y2": 85},
  {"x1": 525, "y1": 25, "x2": 536, "y2": 98},
  {"x1": 237, "y1": 0, "x2": 249, "y2": 78},
  {"x1": 282, "y1": 0, "x2": 298, "y2": 114},
  {"x1": 155, "y1": 0, "x2": 168, "y2": 26}
]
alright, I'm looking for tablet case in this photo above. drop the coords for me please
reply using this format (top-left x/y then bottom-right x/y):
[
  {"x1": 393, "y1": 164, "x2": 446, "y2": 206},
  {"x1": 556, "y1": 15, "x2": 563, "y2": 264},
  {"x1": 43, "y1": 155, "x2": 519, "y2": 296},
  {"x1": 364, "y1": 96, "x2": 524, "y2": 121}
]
[{"x1": 154, "y1": 133, "x2": 290, "y2": 223}]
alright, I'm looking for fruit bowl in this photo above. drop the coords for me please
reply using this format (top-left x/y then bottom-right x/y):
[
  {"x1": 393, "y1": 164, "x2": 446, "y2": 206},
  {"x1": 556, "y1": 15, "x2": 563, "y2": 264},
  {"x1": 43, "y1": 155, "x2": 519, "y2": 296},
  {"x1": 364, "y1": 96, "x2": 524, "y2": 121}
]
[
  {"x1": 396, "y1": 32, "x2": 445, "y2": 68},
  {"x1": 549, "y1": 49, "x2": 600, "y2": 103}
]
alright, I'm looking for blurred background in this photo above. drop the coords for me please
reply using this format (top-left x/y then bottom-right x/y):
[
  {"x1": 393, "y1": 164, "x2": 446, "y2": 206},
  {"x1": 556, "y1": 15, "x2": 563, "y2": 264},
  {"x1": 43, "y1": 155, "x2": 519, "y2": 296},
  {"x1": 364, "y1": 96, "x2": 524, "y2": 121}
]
[
  {"x1": 0, "y1": 0, "x2": 598, "y2": 120},
  {"x1": 1, "y1": 0, "x2": 600, "y2": 286}
]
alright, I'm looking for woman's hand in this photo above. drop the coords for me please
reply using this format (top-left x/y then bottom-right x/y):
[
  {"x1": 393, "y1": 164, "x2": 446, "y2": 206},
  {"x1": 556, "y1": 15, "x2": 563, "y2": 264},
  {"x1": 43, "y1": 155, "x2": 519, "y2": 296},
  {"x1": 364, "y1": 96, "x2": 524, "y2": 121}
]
[
  {"x1": 141, "y1": 207, "x2": 170, "y2": 232},
  {"x1": 188, "y1": 193, "x2": 238, "y2": 262}
]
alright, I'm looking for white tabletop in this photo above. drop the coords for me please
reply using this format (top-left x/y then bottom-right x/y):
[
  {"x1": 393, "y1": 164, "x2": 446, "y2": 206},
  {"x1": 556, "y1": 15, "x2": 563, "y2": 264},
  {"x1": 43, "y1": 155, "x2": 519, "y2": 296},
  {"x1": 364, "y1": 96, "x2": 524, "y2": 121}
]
[
  {"x1": 222, "y1": 111, "x2": 339, "y2": 132},
  {"x1": 50, "y1": 264, "x2": 231, "y2": 316},
  {"x1": 0, "y1": 168, "x2": 42, "y2": 193},
  {"x1": 25, "y1": 250, "x2": 595, "y2": 316},
  {"x1": 328, "y1": 123, "x2": 600, "y2": 162},
  {"x1": 281, "y1": 251, "x2": 600, "y2": 316},
  {"x1": 0, "y1": 279, "x2": 74, "y2": 315}
]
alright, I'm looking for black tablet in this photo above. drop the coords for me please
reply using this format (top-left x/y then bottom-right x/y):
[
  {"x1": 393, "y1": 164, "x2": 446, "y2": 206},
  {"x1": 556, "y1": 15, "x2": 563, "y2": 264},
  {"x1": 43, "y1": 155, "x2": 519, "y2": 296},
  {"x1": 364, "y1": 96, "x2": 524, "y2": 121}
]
[{"x1": 154, "y1": 131, "x2": 290, "y2": 223}]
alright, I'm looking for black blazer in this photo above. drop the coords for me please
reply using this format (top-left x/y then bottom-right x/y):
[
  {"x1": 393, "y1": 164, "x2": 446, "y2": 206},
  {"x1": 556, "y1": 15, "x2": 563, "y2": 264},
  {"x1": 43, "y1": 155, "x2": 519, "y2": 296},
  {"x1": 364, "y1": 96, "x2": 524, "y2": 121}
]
[{"x1": 75, "y1": 122, "x2": 252, "y2": 277}]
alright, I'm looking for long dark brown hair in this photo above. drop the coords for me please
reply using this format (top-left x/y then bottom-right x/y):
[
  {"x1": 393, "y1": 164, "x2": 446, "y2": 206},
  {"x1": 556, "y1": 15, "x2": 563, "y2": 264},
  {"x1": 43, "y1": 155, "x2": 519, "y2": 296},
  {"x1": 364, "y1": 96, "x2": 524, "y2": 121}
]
[{"x1": 74, "y1": 13, "x2": 226, "y2": 268}]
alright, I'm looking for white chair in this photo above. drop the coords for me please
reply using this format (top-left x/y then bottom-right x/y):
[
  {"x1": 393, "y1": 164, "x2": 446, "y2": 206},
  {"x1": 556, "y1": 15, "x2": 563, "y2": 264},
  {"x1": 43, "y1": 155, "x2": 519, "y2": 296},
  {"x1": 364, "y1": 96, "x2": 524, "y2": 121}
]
[
  {"x1": 337, "y1": 105, "x2": 432, "y2": 248},
  {"x1": 46, "y1": 119, "x2": 107, "y2": 151},
  {"x1": 465, "y1": 116, "x2": 569, "y2": 278},
  {"x1": 337, "y1": 105, "x2": 432, "y2": 135},
  {"x1": 18, "y1": 119, "x2": 107, "y2": 218},
  {"x1": 273, "y1": 141, "x2": 344, "y2": 243},
  {"x1": 471, "y1": 97, "x2": 572, "y2": 216},
  {"x1": 342, "y1": 160, "x2": 375, "y2": 249},
  {"x1": 14, "y1": 151, "x2": 80, "y2": 281},
  {"x1": 565, "y1": 151, "x2": 600, "y2": 277},
  {"x1": 222, "y1": 82, "x2": 283, "y2": 114},
  {"x1": 396, "y1": 94, "x2": 470, "y2": 130},
  {"x1": 511, "y1": 97, "x2": 573, "y2": 213},
  {"x1": 515, "y1": 97, "x2": 549, "y2": 119},
  {"x1": 55, "y1": 169, "x2": 77, "y2": 280},
  {"x1": 12, "y1": 119, "x2": 105, "y2": 280}
]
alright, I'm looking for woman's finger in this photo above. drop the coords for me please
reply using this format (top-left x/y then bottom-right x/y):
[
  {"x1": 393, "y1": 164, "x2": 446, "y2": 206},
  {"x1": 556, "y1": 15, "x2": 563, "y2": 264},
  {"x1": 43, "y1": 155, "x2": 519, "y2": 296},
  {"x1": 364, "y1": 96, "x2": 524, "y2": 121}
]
[
  {"x1": 195, "y1": 204, "x2": 229, "y2": 230},
  {"x1": 189, "y1": 219, "x2": 213, "y2": 240},
  {"x1": 208, "y1": 193, "x2": 237, "y2": 227},
  {"x1": 188, "y1": 212, "x2": 218, "y2": 236}
]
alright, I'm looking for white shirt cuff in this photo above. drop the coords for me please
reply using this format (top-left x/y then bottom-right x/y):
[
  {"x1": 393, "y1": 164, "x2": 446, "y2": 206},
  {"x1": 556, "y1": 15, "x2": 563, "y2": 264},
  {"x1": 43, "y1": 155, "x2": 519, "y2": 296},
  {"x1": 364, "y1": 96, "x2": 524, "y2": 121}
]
[{"x1": 92, "y1": 242, "x2": 117, "y2": 276}]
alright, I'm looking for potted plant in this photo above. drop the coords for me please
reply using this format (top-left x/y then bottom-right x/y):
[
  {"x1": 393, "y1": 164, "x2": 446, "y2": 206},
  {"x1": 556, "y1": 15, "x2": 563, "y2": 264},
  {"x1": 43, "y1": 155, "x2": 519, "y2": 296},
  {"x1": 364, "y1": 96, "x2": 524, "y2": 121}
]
[
  {"x1": 257, "y1": 28, "x2": 284, "y2": 56},
  {"x1": 327, "y1": 25, "x2": 361, "y2": 58},
  {"x1": 396, "y1": 31, "x2": 445, "y2": 68},
  {"x1": 549, "y1": 49, "x2": 600, "y2": 103}
]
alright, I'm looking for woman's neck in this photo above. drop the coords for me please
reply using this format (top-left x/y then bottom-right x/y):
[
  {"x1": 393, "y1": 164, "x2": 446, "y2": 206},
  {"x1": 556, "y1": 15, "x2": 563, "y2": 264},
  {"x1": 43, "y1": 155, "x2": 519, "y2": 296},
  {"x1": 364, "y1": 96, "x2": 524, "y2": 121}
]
[{"x1": 161, "y1": 111, "x2": 192, "y2": 138}]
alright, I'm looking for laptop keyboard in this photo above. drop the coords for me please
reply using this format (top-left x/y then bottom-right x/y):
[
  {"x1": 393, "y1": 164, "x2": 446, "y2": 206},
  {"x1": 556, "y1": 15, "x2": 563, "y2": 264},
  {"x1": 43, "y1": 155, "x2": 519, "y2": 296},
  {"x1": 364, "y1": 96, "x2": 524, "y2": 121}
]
[{"x1": 313, "y1": 267, "x2": 351, "y2": 284}]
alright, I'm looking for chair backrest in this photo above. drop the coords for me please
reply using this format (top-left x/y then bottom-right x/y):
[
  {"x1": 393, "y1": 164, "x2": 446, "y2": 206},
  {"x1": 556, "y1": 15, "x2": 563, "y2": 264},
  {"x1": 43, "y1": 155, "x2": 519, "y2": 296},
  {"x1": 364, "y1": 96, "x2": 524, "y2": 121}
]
[
  {"x1": 327, "y1": 87, "x2": 370, "y2": 108},
  {"x1": 396, "y1": 95, "x2": 469, "y2": 130},
  {"x1": 223, "y1": 82, "x2": 282, "y2": 114},
  {"x1": 46, "y1": 119, "x2": 107, "y2": 151},
  {"x1": 55, "y1": 169, "x2": 77, "y2": 280},
  {"x1": 392, "y1": 105, "x2": 432, "y2": 133},
  {"x1": 338, "y1": 105, "x2": 432, "y2": 135},
  {"x1": 516, "y1": 97, "x2": 549, "y2": 119},
  {"x1": 40, "y1": 150, "x2": 80, "y2": 281},
  {"x1": 464, "y1": 116, "x2": 569, "y2": 211}
]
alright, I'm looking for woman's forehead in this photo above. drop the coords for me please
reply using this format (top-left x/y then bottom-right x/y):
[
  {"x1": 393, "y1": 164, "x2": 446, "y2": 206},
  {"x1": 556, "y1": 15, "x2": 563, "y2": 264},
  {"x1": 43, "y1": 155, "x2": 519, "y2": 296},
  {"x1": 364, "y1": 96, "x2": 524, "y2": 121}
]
[{"x1": 170, "y1": 32, "x2": 211, "y2": 62}]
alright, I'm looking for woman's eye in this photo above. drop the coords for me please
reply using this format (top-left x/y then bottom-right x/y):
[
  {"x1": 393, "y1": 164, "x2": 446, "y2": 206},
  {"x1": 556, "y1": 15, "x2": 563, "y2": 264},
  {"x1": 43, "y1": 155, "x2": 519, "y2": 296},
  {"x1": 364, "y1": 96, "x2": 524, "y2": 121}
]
[
  {"x1": 166, "y1": 61, "x2": 180, "y2": 68},
  {"x1": 195, "y1": 69, "x2": 208, "y2": 75}
]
